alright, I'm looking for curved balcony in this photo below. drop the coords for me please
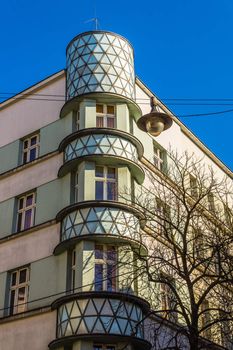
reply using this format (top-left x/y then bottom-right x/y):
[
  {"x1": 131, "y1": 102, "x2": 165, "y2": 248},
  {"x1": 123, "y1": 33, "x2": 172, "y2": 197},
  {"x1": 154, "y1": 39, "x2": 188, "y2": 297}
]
[
  {"x1": 49, "y1": 291, "x2": 151, "y2": 350},
  {"x1": 54, "y1": 201, "x2": 146, "y2": 255},
  {"x1": 58, "y1": 128, "x2": 144, "y2": 184}
]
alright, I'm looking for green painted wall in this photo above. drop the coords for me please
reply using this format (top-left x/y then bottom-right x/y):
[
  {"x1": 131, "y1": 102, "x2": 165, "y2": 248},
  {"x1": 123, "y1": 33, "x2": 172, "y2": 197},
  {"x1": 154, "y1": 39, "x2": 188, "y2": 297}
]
[
  {"x1": 28, "y1": 254, "x2": 67, "y2": 309},
  {"x1": 35, "y1": 174, "x2": 71, "y2": 225},
  {"x1": 0, "y1": 140, "x2": 20, "y2": 174},
  {"x1": 0, "y1": 198, "x2": 15, "y2": 238},
  {"x1": 40, "y1": 113, "x2": 73, "y2": 155}
]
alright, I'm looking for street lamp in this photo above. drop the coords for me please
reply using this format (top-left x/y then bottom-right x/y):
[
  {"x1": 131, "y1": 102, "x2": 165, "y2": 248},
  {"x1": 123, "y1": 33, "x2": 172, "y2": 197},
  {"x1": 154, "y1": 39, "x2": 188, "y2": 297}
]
[{"x1": 137, "y1": 96, "x2": 173, "y2": 136}]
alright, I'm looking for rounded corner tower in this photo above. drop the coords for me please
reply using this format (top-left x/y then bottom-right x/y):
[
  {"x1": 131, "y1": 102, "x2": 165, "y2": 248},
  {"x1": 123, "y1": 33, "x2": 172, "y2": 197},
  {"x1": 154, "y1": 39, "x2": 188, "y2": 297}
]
[
  {"x1": 66, "y1": 30, "x2": 136, "y2": 101},
  {"x1": 51, "y1": 30, "x2": 151, "y2": 350}
]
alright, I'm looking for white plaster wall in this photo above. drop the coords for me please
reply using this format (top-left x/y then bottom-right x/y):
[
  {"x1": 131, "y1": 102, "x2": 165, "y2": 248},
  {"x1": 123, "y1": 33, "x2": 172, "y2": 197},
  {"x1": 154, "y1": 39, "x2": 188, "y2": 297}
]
[
  {"x1": 0, "y1": 223, "x2": 59, "y2": 273},
  {"x1": 0, "y1": 76, "x2": 65, "y2": 148},
  {"x1": 0, "y1": 154, "x2": 63, "y2": 202},
  {"x1": 0, "y1": 311, "x2": 56, "y2": 350}
]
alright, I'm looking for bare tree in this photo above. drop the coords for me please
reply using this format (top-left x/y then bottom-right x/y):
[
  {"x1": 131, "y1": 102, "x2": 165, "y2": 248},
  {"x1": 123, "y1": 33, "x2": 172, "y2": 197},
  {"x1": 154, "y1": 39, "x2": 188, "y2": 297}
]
[{"x1": 121, "y1": 152, "x2": 233, "y2": 350}]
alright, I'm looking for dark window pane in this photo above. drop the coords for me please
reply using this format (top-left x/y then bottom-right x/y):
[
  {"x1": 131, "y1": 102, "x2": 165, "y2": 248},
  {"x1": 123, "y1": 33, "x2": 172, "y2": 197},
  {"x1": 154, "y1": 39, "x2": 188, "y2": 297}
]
[
  {"x1": 29, "y1": 148, "x2": 36, "y2": 161},
  {"x1": 95, "y1": 264, "x2": 103, "y2": 291},
  {"x1": 23, "y1": 152, "x2": 27, "y2": 164},
  {"x1": 26, "y1": 194, "x2": 33, "y2": 207},
  {"x1": 23, "y1": 140, "x2": 28, "y2": 149},
  {"x1": 96, "y1": 104, "x2": 103, "y2": 113},
  {"x1": 96, "y1": 116, "x2": 104, "y2": 127},
  {"x1": 93, "y1": 346, "x2": 102, "y2": 350},
  {"x1": 24, "y1": 209, "x2": 32, "y2": 229},
  {"x1": 107, "y1": 247, "x2": 116, "y2": 261},
  {"x1": 95, "y1": 182, "x2": 104, "y2": 200},
  {"x1": 9, "y1": 290, "x2": 15, "y2": 315},
  {"x1": 107, "y1": 265, "x2": 116, "y2": 291},
  {"x1": 19, "y1": 198, "x2": 24, "y2": 209},
  {"x1": 30, "y1": 136, "x2": 37, "y2": 146},
  {"x1": 107, "y1": 105, "x2": 114, "y2": 114},
  {"x1": 95, "y1": 245, "x2": 103, "y2": 259},
  {"x1": 17, "y1": 213, "x2": 22, "y2": 232},
  {"x1": 107, "y1": 168, "x2": 116, "y2": 179},
  {"x1": 95, "y1": 166, "x2": 104, "y2": 177},
  {"x1": 19, "y1": 269, "x2": 27, "y2": 284},
  {"x1": 11, "y1": 272, "x2": 17, "y2": 286},
  {"x1": 107, "y1": 182, "x2": 116, "y2": 200},
  {"x1": 107, "y1": 117, "x2": 115, "y2": 128}
]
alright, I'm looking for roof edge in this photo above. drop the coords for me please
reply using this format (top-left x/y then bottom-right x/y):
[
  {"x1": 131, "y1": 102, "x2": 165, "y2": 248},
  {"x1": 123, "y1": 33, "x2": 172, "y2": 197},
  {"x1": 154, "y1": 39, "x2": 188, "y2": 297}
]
[
  {"x1": 135, "y1": 77, "x2": 233, "y2": 179},
  {"x1": 0, "y1": 69, "x2": 65, "y2": 110}
]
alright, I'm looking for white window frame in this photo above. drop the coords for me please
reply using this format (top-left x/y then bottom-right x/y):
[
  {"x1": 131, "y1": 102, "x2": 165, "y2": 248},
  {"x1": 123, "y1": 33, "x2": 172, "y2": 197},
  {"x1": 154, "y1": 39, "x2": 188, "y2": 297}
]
[
  {"x1": 154, "y1": 147, "x2": 164, "y2": 171},
  {"x1": 95, "y1": 166, "x2": 117, "y2": 201},
  {"x1": 16, "y1": 192, "x2": 36, "y2": 232},
  {"x1": 207, "y1": 192, "x2": 215, "y2": 212},
  {"x1": 190, "y1": 175, "x2": 198, "y2": 199},
  {"x1": 75, "y1": 171, "x2": 79, "y2": 202},
  {"x1": 94, "y1": 244, "x2": 117, "y2": 292},
  {"x1": 9, "y1": 267, "x2": 30, "y2": 315},
  {"x1": 22, "y1": 134, "x2": 40, "y2": 164},
  {"x1": 96, "y1": 104, "x2": 116, "y2": 128}
]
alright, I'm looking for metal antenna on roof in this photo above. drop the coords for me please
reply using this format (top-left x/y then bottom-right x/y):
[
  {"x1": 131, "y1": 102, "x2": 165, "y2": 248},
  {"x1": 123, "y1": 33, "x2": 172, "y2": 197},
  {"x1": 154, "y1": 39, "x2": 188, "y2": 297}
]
[{"x1": 84, "y1": 17, "x2": 99, "y2": 30}]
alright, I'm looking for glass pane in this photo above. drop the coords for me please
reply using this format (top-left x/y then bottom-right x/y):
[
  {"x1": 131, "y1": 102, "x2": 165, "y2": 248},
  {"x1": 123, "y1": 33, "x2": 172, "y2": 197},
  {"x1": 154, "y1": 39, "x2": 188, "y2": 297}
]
[
  {"x1": 9, "y1": 290, "x2": 15, "y2": 315},
  {"x1": 96, "y1": 116, "x2": 104, "y2": 127},
  {"x1": 95, "y1": 264, "x2": 103, "y2": 291},
  {"x1": 17, "y1": 213, "x2": 22, "y2": 232},
  {"x1": 26, "y1": 194, "x2": 33, "y2": 207},
  {"x1": 23, "y1": 152, "x2": 27, "y2": 164},
  {"x1": 107, "y1": 246, "x2": 116, "y2": 261},
  {"x1": 19, "y1": 269, "x2": 27, "y2": 284},
  {"x1": 107, "y1": 117, "x2": 115, "y2": 128},
  {"x1": 23, "y1": 140, "x2": 28, "y2": 149},
  {"x1": 19, "y1": 198, "x2": 24, "y2": 209},
  {"x1": 93, "y1": 346, "x2": 102, "y2": 350},
  {"x1": 30, "y1": 136, "x2": 37, "y2": 146},
  {"x1": 95, "y1": 181, "x2": 104, "y2": 200},
  {"x1": 107, "y1": 168, "x2": 116, "y2": 179},
  {"x1": 29, "y1": 148, "x2": 36, "y2": 161},
  {"x1": 95, "y1": 166, "x2": 104, "y2": 177},
  {"x1": 95, "y1": 245, "x2": 103, "y2": 259},
  {"x1": 96, "y1": 104, "x2": 103, "y2": 113},
  {"x1": 107, "y1": 265, "x2": 116, "y2": 291},
  {"x1": 11, "y1": 272, "x2": 17, "y2": 286},
  {"x1": 24, "y1": 209, "x2": 32, "y2": 229},
  {"x1": 107, "y1": 105, "x2": 114, "y2": 114},
  {"x1": 107, "y1": 182, "x2": 116, "y2": 200},
  {"x1": 18, "y1": 287, "x2": 26, "y2": 304}
]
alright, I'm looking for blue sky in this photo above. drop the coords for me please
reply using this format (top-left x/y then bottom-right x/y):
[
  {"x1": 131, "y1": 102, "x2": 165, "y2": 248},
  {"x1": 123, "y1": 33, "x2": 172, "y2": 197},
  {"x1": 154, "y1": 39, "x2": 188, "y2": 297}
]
[{"x1": 1, "y1": 0, "x2": 233, "y2": 170}]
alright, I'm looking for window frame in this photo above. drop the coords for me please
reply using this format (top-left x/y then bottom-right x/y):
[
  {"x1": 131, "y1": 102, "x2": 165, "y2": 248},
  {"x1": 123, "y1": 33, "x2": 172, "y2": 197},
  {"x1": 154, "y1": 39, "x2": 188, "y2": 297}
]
[
  {"x1": 22, "y1": 133, "x2": 40, "y2": 164},
  {"x1": 95, "y1": 166, "x2": 117, "y2": 201},
  {"x1": 153, "y1": 141, "x2": 167, "y2": 173},
  {"x1": 96, "y1": 104, "x2": 116, "y2": 128},
  {"x1": 9, "y1": 266, "x2": 30, "y2": 315},
  {"x1": 16, "y1": 192, "x2": 36, "y2": 232},
  {"x1": 159, "y1": 274, "x2": 177, "y2": 322},
  {"x1": 94, "y1": 244, "x2": 117, "y2": 292}
]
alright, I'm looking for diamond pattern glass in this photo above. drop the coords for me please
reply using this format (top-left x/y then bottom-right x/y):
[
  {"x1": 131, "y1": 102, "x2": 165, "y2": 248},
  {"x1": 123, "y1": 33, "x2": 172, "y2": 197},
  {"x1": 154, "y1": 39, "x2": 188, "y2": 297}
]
[
  {"x1": 66, "y1": 32, "x2": 135, "y2": 100},
  {"x1": 64, "y1": 133, "x2": 138, "y2": 163},
  {"x1": 61, "y1": 206, "x2": 140, "y2": 242},
  {"x1": 57, "y1": 296, "x2": 144, "y2": 339}
]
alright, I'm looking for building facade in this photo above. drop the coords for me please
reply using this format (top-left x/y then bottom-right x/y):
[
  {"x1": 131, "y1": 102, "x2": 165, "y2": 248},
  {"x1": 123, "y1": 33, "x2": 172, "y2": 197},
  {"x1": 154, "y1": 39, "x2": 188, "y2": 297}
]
[{"x1": 0, "y1": 31, "x2": 232, "y2": 350}]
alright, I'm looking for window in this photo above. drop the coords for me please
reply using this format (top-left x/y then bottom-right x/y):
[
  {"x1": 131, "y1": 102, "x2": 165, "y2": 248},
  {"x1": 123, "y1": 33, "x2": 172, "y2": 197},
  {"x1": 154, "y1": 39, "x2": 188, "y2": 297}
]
[
  {"x1": 9, "y1": 267, "x2": 30, "y2": 315},
  {"x1": 93, "y1": 346, "x2": 115, "y2": 350},
  {"x1": 16, "y1": 192, "x2": 36, "y2": 232},
  {"x1": 95, "y1": 166, "x2": 117, "y2": 201},
  {"x1": 71, "y1": 250, "x2": 76, "y2": 292},
  {"x1": 207, "y1": 193, "x2": 215, "y2": 212},
  {"x1": 154, "y1": 147, "x2": 164, "y2": 171},
  {"x1": 224, "y1": 205, "x2": 232, "y2": 227},
  {"x1": 200, "y1": 300, "x2": 211, "y2": 338},
  {"x1": 96, "y1": 104, "x2": 116, "y2": 128},
  {"x1": 75, "y1": 171, "x2": 79, "y2": 202},
  {"x1": 22, "y1": 134, "x2": 40, "y2": 164},
  {"x1": 160, "y1": 276, "x2": 177, "y2": 321},
  {"x1": 94, "y1": 244, "x2": 117, "y2": 292},
  {"x1": 190, "y1": 175, "x2": 198, "y2": 199}
]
